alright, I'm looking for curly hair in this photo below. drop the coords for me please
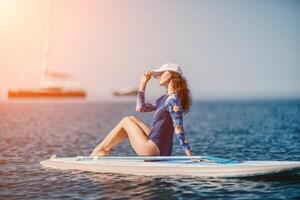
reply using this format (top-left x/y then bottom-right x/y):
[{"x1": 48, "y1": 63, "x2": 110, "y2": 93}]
[{"x1": 169, "y1": 71, "x2": 192, "y2": 115}]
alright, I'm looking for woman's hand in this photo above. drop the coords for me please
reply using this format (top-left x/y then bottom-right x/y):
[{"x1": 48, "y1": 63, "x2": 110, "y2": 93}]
[
  {"x1": 185, "y1": 149, "x2": 192, "y2": 156},
  {"x1": 191, "y1": 159, "x2": 202, "y2": 162},
  {"x1": 139, "y1": 70, "x2": 152, "y2": 91},
  {"x1": 140, "y1": 70, "x2": 152, "y2": 85}
]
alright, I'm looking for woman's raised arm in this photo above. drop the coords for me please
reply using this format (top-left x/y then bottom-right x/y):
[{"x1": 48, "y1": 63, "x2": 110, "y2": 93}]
[
  {"x1": 136, "y1": 90, "x2": 157, "y2": 112},
  {"x1": 136, "y1": 70, "x2": 156, "y2": 112}
]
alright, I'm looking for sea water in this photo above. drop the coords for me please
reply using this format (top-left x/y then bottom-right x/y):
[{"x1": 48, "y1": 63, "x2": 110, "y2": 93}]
[{"x1": 0, "y1": 99, "x2": 299, "y2": 199}]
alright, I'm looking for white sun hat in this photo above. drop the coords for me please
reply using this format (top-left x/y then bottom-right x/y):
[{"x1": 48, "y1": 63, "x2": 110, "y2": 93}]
[{"x1": 151, "y1": 62, "x2": 182, "y2": 79}]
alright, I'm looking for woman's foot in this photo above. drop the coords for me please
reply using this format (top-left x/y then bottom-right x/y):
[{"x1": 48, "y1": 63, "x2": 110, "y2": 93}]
[{"x1": 90, "y1": 149, "x2": 110, "y2": 157}]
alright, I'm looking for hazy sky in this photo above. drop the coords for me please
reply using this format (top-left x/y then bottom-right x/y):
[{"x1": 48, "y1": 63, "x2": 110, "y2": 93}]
[{"x1": 0, "y1": 0, "x2": 299, "y2": 101}]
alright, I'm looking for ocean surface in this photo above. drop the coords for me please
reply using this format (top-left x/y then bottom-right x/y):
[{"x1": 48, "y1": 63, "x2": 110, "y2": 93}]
[{"x1": 0, "y1": 99, "x2": 300, "y2": 199}]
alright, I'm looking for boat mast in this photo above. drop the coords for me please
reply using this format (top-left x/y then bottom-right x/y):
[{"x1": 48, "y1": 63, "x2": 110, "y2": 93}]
[{"x1": 41, "y1": 0, "x2": 54, "y2": 86}]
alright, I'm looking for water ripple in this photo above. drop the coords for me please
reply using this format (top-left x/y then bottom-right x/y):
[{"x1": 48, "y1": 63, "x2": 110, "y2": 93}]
[{"x1": 0, "y1": 100, "x2": 300, "y2": 199}]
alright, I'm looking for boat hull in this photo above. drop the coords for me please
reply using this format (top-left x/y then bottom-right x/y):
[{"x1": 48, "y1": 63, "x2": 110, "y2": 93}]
[{"x1": 8, "y1": 90, "x2": 86, "y2": 98}]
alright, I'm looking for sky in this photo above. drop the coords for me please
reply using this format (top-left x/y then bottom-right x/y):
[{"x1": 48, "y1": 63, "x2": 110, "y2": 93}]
[{"x1": 0, "y1": 0, "x2": 299, "y2": 101}]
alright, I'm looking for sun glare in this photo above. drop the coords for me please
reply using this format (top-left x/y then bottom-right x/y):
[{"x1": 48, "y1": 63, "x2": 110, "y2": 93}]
[
  {"x1": 0, "y1": 0, "x2": 17, "y2": 23},
  {"x1": 0, "y1": 0, "x2": 13, "y2": 13}
]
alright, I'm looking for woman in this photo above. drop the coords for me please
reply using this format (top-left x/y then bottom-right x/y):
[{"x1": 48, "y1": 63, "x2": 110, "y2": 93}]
[{"x1": 90, "y1": 62, "x2": 193, "y2": 157}]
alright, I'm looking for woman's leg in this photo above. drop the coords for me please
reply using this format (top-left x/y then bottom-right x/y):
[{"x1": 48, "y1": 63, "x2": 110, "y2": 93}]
[
  {"x1": 128, "y1": 116, "x2": 151, "y2": 136},
  {"x1": 91, "y1": 116, "x2": 151, "y2": 155},
  {"x1": 90, "y1": 116, "x2": 145, "y2": 156},
  {"x1": 96, "y1": 116, "x2": 152, "y2": 155},
  {"x1": 90, "y1": 116, "x2": 159, "y2": 156}
]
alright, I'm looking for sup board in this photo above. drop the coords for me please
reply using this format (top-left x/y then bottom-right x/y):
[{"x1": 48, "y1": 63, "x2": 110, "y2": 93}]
[{"x1": 40, "y1": 155, "x2": 300, "y2": 178}]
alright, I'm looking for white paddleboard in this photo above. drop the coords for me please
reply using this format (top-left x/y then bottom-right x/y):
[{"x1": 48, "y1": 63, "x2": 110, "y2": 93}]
[{"x1": 40, "y1": 155, "x2": 300, "y2": 178}]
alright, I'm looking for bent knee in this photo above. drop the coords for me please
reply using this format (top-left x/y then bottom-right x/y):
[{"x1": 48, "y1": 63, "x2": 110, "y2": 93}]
[
  {"x1": 121, "y1": 116, "x2": 133, "y2": 124},
  {"x1": 128, "y1": 115, "x2": 138, "y2": 120}
]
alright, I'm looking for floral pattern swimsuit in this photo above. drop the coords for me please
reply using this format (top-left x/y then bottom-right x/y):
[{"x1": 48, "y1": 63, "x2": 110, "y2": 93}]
[{"x1": 136, "y1": 91, "x2": 191, "y2": 156}]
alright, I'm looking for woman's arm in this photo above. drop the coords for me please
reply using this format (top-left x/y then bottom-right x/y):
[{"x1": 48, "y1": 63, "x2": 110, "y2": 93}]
[
  {"x1": 136, "y1": 90, "x2": 157, "y2": 112},
  {"x1": 185, "y1": 149, "x2": 192, "y2": 156},
  {"x1": 136, "y1": 70, "x2": 157, "y2": 112},
  {"x1": 165, "y1": 94, "x2": 192, "y2": 156}
]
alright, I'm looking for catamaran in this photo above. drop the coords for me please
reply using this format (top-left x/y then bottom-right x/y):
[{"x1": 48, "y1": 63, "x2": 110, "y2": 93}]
[{"x1": 7, "y1": 0, "x2": 86, "y2": 99}]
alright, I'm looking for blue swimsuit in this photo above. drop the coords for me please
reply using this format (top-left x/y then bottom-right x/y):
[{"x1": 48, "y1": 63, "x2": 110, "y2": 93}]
[{"x1": 136, "y1": 90, "x2": 191, "y2": 156}]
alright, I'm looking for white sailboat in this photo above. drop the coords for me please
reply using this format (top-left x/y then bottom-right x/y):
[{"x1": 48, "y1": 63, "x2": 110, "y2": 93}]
[{"x1": 112, "y1": 86, "x2": 139, "y2": 97}]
